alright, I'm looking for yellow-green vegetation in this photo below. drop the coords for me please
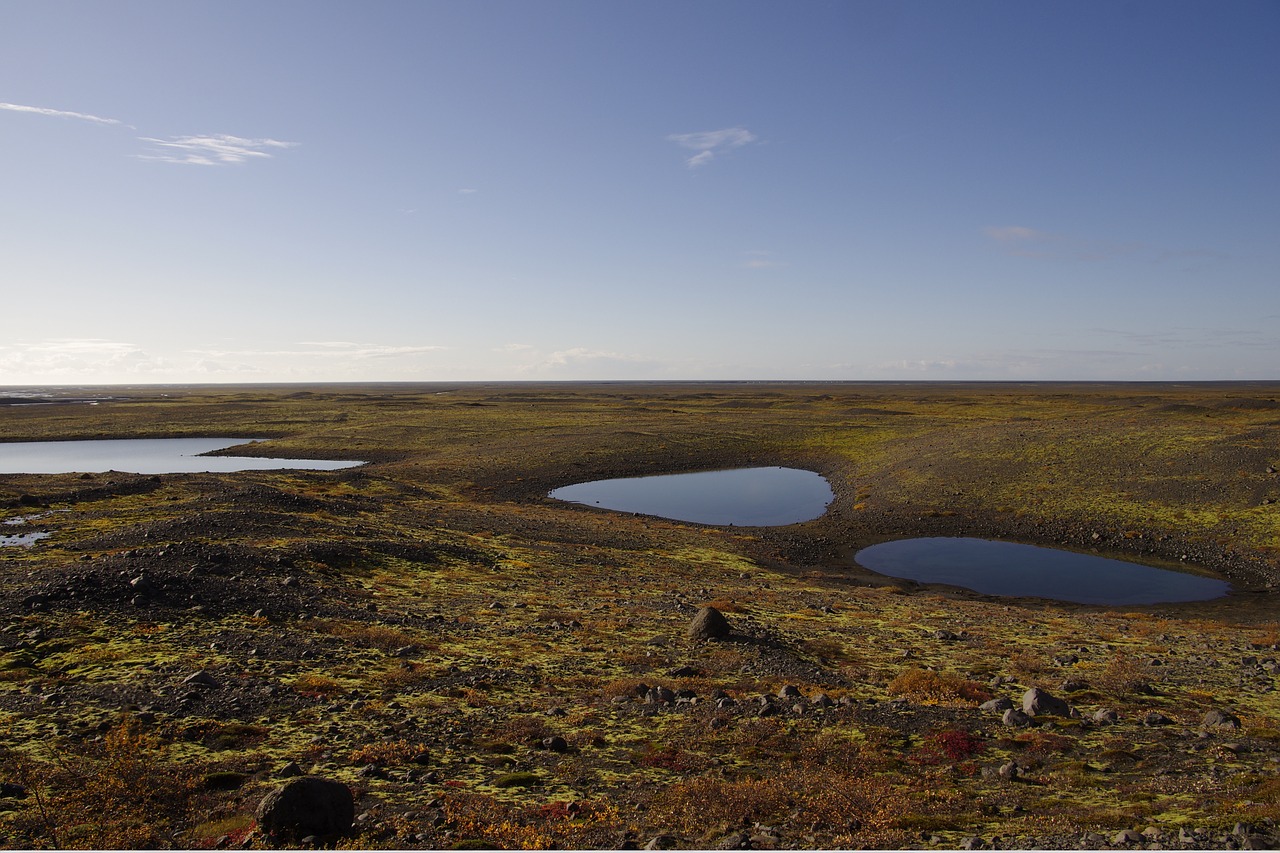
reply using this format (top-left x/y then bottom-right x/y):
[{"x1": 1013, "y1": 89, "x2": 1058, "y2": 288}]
[{"x1": 0, "y1": 382, "x2": 1278, "y2": 849}]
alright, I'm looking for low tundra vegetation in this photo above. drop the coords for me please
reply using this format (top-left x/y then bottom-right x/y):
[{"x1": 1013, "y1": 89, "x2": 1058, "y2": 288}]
[{"x1": 2, "y1": 382, "x2": 1279, "y2": 848}]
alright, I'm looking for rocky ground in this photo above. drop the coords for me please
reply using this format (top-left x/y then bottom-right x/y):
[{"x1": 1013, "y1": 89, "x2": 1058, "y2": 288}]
[{"x1": 0, "y1": 382, "x2": 1278, "y2": 849}]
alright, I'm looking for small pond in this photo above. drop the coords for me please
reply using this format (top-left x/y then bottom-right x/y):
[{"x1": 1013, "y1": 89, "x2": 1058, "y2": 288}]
[
  {"x1": 0, "y1": 530, "x2": 50, "y2": 548},
  {"x1": 550, "y1": 466, "x2": 833, "y2": 526},
  {"x1": 854, "y1": 537, "x2": 1230, "y2": 605},
  {"x1": 0, "y1": 438, "x2": 362, "y2": 474}
]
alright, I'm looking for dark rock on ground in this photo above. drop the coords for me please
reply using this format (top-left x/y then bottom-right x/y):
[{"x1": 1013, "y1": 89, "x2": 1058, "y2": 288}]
[
  {"x1": 687, "y1": 606, "x2": 731, "y2": 642},
  {"x1": 255, "y1": 776, "x2": 355, "y2": 845}
]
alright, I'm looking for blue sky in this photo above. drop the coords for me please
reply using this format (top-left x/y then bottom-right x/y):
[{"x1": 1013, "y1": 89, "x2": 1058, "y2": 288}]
[{"x1": 2, "y1": 0, "x2": 1277, "y2": 383}]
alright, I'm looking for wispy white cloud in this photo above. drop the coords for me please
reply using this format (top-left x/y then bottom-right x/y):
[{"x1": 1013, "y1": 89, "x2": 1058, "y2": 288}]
[
  {"x1": 0, "y1": 101, "x2": 129, "y2": 127},
  {"x1": 1, "y1": 101, "x2": 295, "y2": 167},
  {"x1": 667, "y1": 126, "x2": 756, "y2": 168},
  {"x1": 0, "y1": 338, "x2": 452, "y2": 383},
  {"x1": 0, "y1": 338, "x2": 169, "y2": 381},
  {"x1": 515, "y1": 346, "x2": 665, "y2": 378},
  {"x1": 137, "y1": 134, "x2": 298, "y2": 166},
  {"x1": 198, "y1": 342, "x2": 448, "y2": 360}
]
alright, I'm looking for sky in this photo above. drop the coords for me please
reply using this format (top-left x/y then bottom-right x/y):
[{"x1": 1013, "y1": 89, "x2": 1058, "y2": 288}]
[{"x1": 1, "y1": 0, "x2": 1277, "y2": 384}]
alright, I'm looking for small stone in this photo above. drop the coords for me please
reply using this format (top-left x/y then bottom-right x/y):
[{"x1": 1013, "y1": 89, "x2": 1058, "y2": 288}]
[
  {"x1": 998, "y1": 762, "x2": 1019, "y2": 781},
  {"x1": 182, "y1": 670, "x2": 219, "y2": 689},
  {"x1": 541, "y1": 736, "x2": 568, "y2": 753},
  {"x1": 777, "y1": 685, "x2": 802, "y2": 700},
  {"x1": 1092, "y1": 708, "x2": 1119, "y2": 724},
  {"x1": 1002, "y1": 708, "x2": 1033, "y2": 727},
  {"x1": 1112, "y1": 829, "x2": 1143, "y2": 845},
  {"x1": 0, "y1": 782, "x2": 28, "y2": 800},
  {"x1": 980, "y1": 697, "x2": 1014, "y2": 713},
  {"x1": 1143, "y1": 711, "x2": 1173, "y2": 726},
  {"x1": 276, "y1": 761, "x2": 304, "y2": 779},
  {"x1": 645, "y1": 834, "x2": 678, "y2": 850},
  {"x1": 961, "y1": 836, "x2": 985, "y2": 849}
]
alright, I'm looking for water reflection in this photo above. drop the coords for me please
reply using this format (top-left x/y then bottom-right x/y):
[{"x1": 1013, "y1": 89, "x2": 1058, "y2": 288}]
[
  {"x1": 854, "y1": 537, "x2": 1229, "y2": 605},
  {"x1": 0, "y1": 438, "x2": 362, "y2": 474},
  {"x1": 550, "y1": 466, "x2": 833, "y2": 526}
]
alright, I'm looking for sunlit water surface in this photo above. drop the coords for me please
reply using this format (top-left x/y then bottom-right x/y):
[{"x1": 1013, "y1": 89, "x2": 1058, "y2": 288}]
[
  {"x1": 550, "y1": 466, "x2": 833, "y2": 526},
  {"x1": 0, "y1": 438, "x2": 362, "y2": 474}
]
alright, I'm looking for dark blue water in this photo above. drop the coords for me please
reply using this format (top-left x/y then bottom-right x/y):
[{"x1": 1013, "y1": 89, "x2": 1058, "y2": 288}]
[
  {"x1": 550, "y1": 466, "x2": 833, "y2": 526},
  {"x1": 0, "y1": 438, "x2": 362, "y2": 474},
  {"x1": 854, "y1": 537, "x2": 1230, "y2": 605}
]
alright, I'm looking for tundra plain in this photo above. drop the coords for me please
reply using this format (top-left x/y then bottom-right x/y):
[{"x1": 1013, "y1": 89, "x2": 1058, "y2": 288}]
[{"x1": 1, "y1": 382, "x2": 1278, "y2": 849}]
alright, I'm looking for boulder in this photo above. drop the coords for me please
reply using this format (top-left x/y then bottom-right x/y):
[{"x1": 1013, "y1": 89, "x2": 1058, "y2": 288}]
[
  {"x1": 255, "y1": 776, "x2": 354, "y2": 845},
  {"x1": 182, "y1": 670, "x2": 219, "y2": 689},
  {"x1": 1022, "y1": 687, "x2": 1071, "y2": 717},
  {"x1": 687, "y1": 606, "x2": 731, "y2": 642},
  {"x1": 1203, "y1": 708, "x2": 1242, "y2": 729},
  {"x1": 1002, "y1": 708, "x2": 1033, "y2": 728}
]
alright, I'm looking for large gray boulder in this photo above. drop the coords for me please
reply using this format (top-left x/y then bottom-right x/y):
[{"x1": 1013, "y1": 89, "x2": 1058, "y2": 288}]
[
  {"x1": 1022, "y1": 687, "x2": 1071, "y2": 717},
  {"x1": 255, "y1": 776, "x2": 354, "y2": 845},
  {"x1": 687, "y1": 606, "x2": 731, "y2": 642}
]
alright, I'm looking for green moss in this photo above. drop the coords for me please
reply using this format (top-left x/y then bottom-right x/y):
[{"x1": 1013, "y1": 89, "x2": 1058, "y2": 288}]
[{"x1": 492, "y1": 771, "x2": 541, "y2": 789}]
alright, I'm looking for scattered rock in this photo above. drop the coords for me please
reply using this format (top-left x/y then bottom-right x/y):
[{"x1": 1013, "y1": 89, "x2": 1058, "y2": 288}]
[
  {"x1": 1092, "y1": 708, "x2": 1120, "y2": 724},
  {"x1": 1203, "y1": 708, "x2": 1242, "y2": 729},
  {"x1": 1143, "y1": 711, "x2": 1174, "y2": 726},
  {"x1": 687, "y1": 606, "x2": 731, "y2": 642},
  {"x1": 645, "y1": 834, "x2": 678, "y2": 850},
  {"x1": 181, "y1": 670, "x2": 219, "y2": 689},
  {"x1": 980, "y1": 697, "x2": 1014, "y2": 713},
  {"x1": 1112, "y1": 828, "x2": 1143, "y2": 845},
  {"x1": 1022, "y1": 687, "x2": 1071, "y2": 717},
  {"x1": 1002, "y1": 708, "x2": 1033, "y2": 727},
  {"x1": 998, "y1": 761, "x2": 1020, "y2": 781},
  {"x1": 276, "y1": 761, "x2": 305, "y2": 779},
  {"x1": 255, "y1": 776, "x2": 355, "y2": 845}
]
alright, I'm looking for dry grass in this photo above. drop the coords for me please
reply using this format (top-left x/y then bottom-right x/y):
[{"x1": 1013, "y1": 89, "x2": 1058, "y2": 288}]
[{"x1": 886, "y1": 668, "x2": 991, "y2": 706}]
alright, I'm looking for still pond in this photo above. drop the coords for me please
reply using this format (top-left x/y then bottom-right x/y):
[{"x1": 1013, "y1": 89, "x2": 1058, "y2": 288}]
[
  {"x1": 550, "y1": 466, "x2": 834, "y2": 526},
  {"x1": 0, "y1": 438, "x2": 362, "y2": 474},
  {"x1": 854, "y1": 537, "x2": 1230, "y2": 605}
]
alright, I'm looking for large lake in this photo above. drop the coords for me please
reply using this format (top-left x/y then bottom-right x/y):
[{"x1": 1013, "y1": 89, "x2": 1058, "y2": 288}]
[
  {"x1": 854, "y1": 537, "x2": 1231, "y2": 605},
  {"x1": 0, "y1": 438, "x2": 362, "y2": 474},
  {"x1": 550, "y1": 466, "x2": 833, "y2": 526}
]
